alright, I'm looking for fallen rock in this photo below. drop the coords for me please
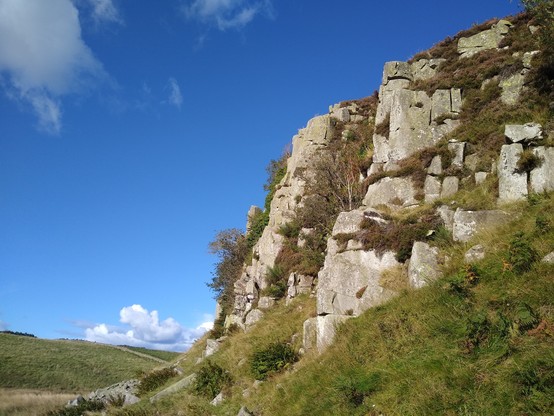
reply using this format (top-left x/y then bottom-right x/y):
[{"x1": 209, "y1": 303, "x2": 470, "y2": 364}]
[
  {"x1": 424, "y1": 175, "x2": 441, "y2": 203},
  {"x1": 211, "y1": 391, "x2": 224, "y2": 406},
  {"x1": 441, "y1": 176, "x2": 459, "y2": 198},
  {"x1": 542, "y1": 251, "x2": 554, "y2": 264},
  {"x1": 408, "y1": 242, "x2": 442, "y2": 288},
  {"x1": 505, "y1": 123, "x2": 543, "y2": 144},
  {"x1": 87, "y1": 379, "x2": 140, "y2": 407},
  {"x1": 244, "y1": 308, "x2": 264, "y2": 328},
  {"x1": 237, "y1": 406, "x2": 254, "y2": 416},
  {"x1": 203, "y1": 339, "x2": 220, "y2": 358},
  {"x1": 465, "y1": 244, "x2": 486, "y2": 263},
  {"x1": 453, "y1": 209, "x2": 509, "y2": 242}
]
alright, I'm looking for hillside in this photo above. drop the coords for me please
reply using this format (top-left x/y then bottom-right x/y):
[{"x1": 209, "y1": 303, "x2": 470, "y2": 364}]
[
  {"x1": 51, "y1": 5, "x2": 553, "y2": 416},
  {"x1": 0, "y1": 334, "x2": 175, "y2": 392}
]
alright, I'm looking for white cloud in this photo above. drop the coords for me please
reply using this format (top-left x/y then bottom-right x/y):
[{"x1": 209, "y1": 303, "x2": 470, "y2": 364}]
[
  {"x1": 87, "y1": 0, "x2": 122, "y2": 25},
  {"x1": 183, "y1": 0, "x2": 273, "y2": 31},
  {"x1": 167, "y1": 77, "x2": 183, "y2": 109},
  {"x1": 84, "y1": 304, "x2": 213, "y2": 352},
  {"x1": 0, "y1": 0, "x2": 105, "y2": 133},
  {"x1": 0, "y1": 319, "x2": 7, "y2": 331}
]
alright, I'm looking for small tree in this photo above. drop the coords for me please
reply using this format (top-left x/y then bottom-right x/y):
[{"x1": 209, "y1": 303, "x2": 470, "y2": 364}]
[{"x1": 207, "y1": 229, "x2": 248, "y2": 312}]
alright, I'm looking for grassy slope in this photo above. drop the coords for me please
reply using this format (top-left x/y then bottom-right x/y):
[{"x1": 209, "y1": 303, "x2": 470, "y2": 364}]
[{"x1": 0, "y1": 335, "x2": 165, "y2": 392}]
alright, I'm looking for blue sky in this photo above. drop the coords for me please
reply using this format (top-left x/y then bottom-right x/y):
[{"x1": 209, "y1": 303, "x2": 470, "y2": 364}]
[{"x1": 0, "y1": 0, "x2": 521, "y2": 351}]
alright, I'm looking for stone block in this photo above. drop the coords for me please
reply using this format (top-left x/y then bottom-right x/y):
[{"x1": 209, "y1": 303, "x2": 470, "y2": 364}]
[
  {"x1": 530, "y1": 146, "x2": 554, "y2": 193},
  {"x1": 428, "y1": 155, "x2": 442, "y2": 175},
  {"x1": 408, "y1": 242, "x2": 441, "y2": 288},
  {"x1": 316, "y1": 315, "x2": 352, "y2": 353},
  {"x1": 464, "y1": 244, "x2": 486, "y2": 263},
  {"x1": 498, "y1": 144, "x2": 528, "y2": 203},
  {"x1": 453, "y1": 209, "x2": 509, "y2": 242},
  {"x1": 424, "y1": 175, "x2": 441, "y2": 203},
  {"x1": 475, "y1": 172, "x2": 488, "y2": 184},
  {"x1": 363, "y1": 177, "x2": 418, "y2": 209},
  {"x1": 441, "y1": 176, "x2": 459, "y2": 198},
  {"x1": 448, "y1": 142, "x2": 466, "y2": 168},
  {"x1": 505, "y1": 123, "x2": 543, "y2": 144}
]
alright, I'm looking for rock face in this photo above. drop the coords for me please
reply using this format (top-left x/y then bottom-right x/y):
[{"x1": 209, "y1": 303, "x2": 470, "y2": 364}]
[
  {"x1": 363, "y1": 177, "x2": 419, "y2": 209},
  {"x1": 372, "y1": 60, "x2": 461, "y2": 170},
  {"x1": 230, "y1": 114, "x2": 335, "y2": 324},
  {"x1": 303, "y1": 315, "x2": 352, "y2": 353},
  {"x1": 457, "y1": 20, "x2": 512, "y2": 58}
]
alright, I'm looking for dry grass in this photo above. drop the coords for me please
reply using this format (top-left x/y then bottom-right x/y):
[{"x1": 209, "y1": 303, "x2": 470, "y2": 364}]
[{"x1": 0, "y1": 388, "x2": 78, "y2": 416}]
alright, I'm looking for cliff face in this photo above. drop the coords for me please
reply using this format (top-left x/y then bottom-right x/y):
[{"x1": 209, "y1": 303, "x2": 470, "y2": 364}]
[{"x1": 222, "y1": 14, "x2": 554, "y2": 354}]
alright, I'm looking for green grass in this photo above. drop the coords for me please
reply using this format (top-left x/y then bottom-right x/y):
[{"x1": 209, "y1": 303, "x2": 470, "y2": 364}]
[{"x1": 0, "y1": 335, "x2": 166, "y2": 392}]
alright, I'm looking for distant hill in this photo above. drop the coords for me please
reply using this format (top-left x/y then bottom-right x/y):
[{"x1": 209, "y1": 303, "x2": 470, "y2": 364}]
[{"x1": 0, "y1": 333, "x2": 177, "y2": 392}]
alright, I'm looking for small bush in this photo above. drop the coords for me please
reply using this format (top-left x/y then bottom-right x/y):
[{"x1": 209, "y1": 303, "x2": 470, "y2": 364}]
[
  {"x1": 192, "y1": 361, "x2": 232, "y2": 399},
  {"x1": 508, "y1": 232, "x2": 539, "y2": 273},
  {"x1": 250, "y1": 342, "x2": 298, "y2": 380},
  {"x1": 516, "y1": 149, "x2": 542, "y2": 173},
  {"x1": 137, "y1": 367, "x2": 178, "y2": 396}
]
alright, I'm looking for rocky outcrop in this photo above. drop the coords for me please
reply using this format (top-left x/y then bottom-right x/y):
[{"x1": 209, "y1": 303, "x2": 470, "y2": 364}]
[
  {"x1": 372, "y1": 61, "x2": 461, "y2": 171},
  {"x1": 530, "y1": 147, "x2": 554, "y2": 193},
  {"x1": 363, "y1": 177, "x2": 419, "y2": 209},
  {"x1": 84, "y1": 379, "x2": 140, "y2": 407},
  {"x1": 458, "y1": 20, "x2": 512, "y2": 58},
  {"x1": 303, "y1": 314, "x2": 352, "y2": 353},
  {"x1": 230, "y1": 115, "x2": 335, "y2": 323}
]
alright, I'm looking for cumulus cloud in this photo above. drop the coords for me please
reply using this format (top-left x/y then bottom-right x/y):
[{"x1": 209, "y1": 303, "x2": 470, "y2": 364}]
[
  {"x1": 0, "y1": 0, "x2": 105, "y2": 133},
  {"x1": 167, "y1": 77, "x2": 183, "y2": 109},
  {"x1": 87, "y1": 0, "x2": 122, "y2": 25},
  {"x1": 183, "y1": 0, "x2": 274, "y2": 31},
  {"x1": 84, "y1": 305, "x2": 213, "y2": 352}
]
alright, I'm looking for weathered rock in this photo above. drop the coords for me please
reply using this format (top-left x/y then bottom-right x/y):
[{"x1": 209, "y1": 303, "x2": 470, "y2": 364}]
[
  {"x1": 437, "y1": 205, "x2": 455, "y2": 232},
  {"x1": 332, "y1": 209, "x2": 366, "y2": 236},
  {"x1": 441, "y1": 176, "x2": 460, "y2": 198},
  {"x1": 237, "y1": 406, "x2": 253, "y2": 416},
  {"x1": 303, "y1": 317, "x2": 317, "y2": 351},
  {"x1": 500, "y1": 72, "x2": 526, "y2": 105},
  {"x1": 428, "y1": 155, "x2": 442, "y2": 175},
  {"x1": 314, "y1": 314, "x2": 352, "y2": 353},
  {"x1": 258, "y1": 296, "x2": 276, "y2": 310},
  {"x1": 211, "y1": 392, "x2": 225, "y2": 406},
  {"x1": 475, "y1": 172, "x2": 488, "y2": 184},
  {"x1": 424, "y1": 175, "x2": 442, "y2": 203},
  {"x1": 542, "y1": 251, "x2": 554, "y2": 264},
  {"x1": 317, "y1": 239, "x2": 400, "y2": 316},
  {"x1": 453, "y1": 209, "x2": 510, "y2": 242},
  {"x1": 382, "y1": 61, "x2": 413, "y2": 84},
  {"x1": 408, "y1": 242, "x2": 441, "y2": 288},
  {"x1": 67, "y1": 395, "x2": 85, "y2": 407},
  {"x1": 432, "y1": 89, "x2": 452, "y2": 121},
  {"x1": 331, "y1": 106, "x2": 350, "y2": 122},
  {"x1": 204, "y1": 339, "x2": 220, "y2": 358},
  {"x1": 245, "y1": 309, "x2": 264, "y2": 327},
  {"x1": 523, "y1": 50, "x2": 540, "y2": 68},
  {"x1": 465, "y1": 244, "x2": 486, "y2": 263},
  {"x1": 411, "y1": 58, "x2": 446, "y2": 81},
  {"x1": 88, "y1": 379, "x2": 140, "y2": 407},
  {"x1": 530, "y1": 146, "x2": 554, "y2": 193},
  {"x1": 458, "y1": 20, "x2": 512, "y2": 58},
  {"x1": 505, "y1": 123, "x2": 543, "y2": 144},
  {"x1": 363, "y1": 177, "x2": 419, "y2": 209},
  {"x1": 498, "y1": 144, "x2": 528, "y2": 203},
  {"x1": 451, "y1": 88, "x2": 463, "y2": 113},
  {"x1": 465, "y1": 153, "x2": 479, "y2": 171},
  {"x1": 150, "y1": 374, "x2": 196, "y2": 403},
  {"x1": 448, "y1": 142, "x2": 466, "y2": 168}
]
